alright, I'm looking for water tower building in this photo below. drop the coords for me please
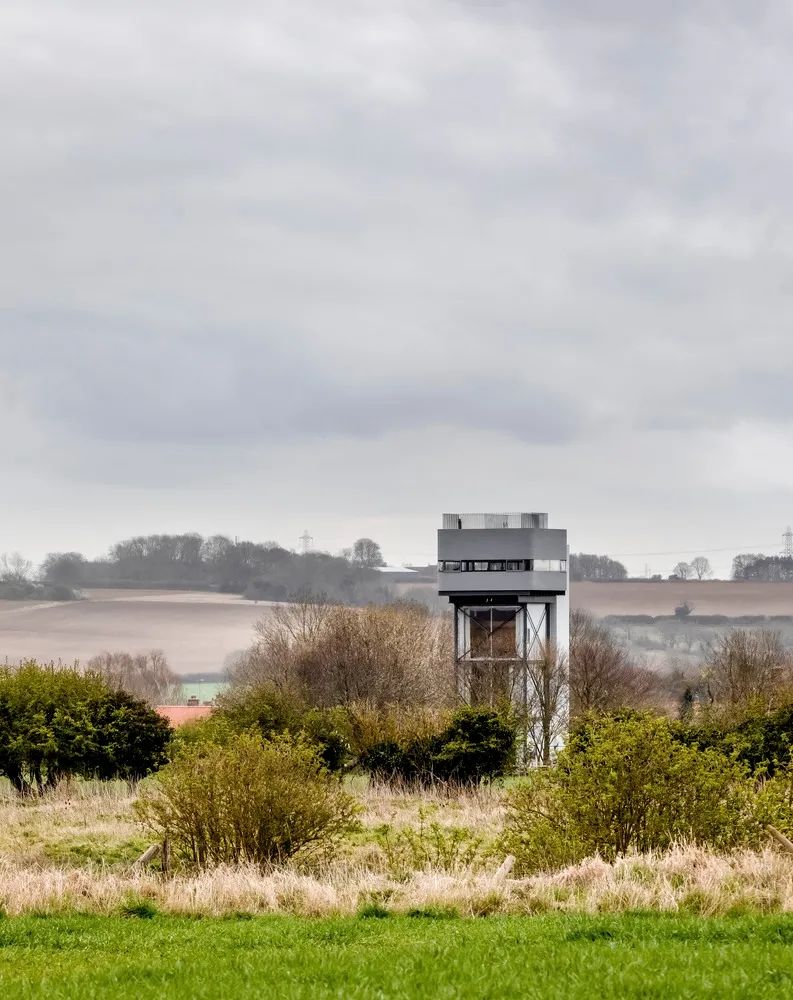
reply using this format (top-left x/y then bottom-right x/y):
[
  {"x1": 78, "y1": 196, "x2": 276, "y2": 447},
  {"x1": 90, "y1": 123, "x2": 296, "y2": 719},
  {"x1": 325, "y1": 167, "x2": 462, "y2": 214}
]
[{"x1": 437, "y1": 512, "x2": 569, "y2": 761}]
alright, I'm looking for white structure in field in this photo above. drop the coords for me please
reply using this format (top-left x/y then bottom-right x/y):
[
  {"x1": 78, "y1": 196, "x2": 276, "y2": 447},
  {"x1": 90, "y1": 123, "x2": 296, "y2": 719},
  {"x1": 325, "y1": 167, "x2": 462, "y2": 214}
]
[{"x1": 437, "y1": 512, "x2": 569, "y2": 763}]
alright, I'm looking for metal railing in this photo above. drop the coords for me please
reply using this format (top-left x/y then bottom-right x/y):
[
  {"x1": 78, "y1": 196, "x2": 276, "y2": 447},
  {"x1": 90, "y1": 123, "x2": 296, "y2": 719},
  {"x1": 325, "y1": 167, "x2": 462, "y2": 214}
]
[{"x1": 442, "y1": 512, "x2": 548, "y2": 529}]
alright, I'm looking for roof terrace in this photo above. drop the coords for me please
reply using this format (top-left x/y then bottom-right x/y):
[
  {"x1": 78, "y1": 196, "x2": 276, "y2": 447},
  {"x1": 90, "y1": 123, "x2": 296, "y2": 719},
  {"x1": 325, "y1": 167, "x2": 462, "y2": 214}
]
[{"x1": 442, "y1": 512, "x2": 549, "y2": 529}]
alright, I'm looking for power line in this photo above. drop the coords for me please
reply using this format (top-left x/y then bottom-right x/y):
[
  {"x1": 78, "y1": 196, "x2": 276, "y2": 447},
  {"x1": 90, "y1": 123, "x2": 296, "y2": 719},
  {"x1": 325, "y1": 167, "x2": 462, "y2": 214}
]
[
  {"x1": 407, "y1": 542, "x2": 782, "y2": 560},
  {"x1": 605, "y1": 543, "x2": 779, "y2": 558}
]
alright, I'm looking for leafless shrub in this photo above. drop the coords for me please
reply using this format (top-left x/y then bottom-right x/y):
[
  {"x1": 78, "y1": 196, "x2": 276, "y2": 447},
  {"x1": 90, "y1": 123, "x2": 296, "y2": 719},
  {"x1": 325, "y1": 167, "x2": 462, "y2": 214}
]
[
  {"x1": 700, "y1": 629, "x2": 793, "y2": 715},
  {"x1": 230, "y1": 597, "x2": 454, "y2": 707},
  {"x1": 525, "y1": 643, "x2": 568, "y2": 766},
  {"x1": 569, "y1": 611, "x2": 658, "y2": 716},
  {"x1": 86, "y1": 650, "x2": 181, "y2": 705}
]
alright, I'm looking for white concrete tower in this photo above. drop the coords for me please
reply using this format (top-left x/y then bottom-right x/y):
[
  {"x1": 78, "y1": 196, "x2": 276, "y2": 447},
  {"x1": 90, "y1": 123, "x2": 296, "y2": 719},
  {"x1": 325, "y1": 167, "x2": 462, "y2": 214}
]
[{"x1": 437, "y1": 512, "x2": 570, "y2": 764}]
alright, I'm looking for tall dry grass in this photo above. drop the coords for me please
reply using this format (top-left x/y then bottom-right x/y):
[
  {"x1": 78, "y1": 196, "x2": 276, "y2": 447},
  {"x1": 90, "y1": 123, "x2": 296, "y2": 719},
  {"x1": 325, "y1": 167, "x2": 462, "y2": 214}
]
[
  {"x1": 0, "y1": 847, "x2": 791, "y2": 917},
  {"x1": 1, "y1": 779, "x2": 792, "y2": 917}
]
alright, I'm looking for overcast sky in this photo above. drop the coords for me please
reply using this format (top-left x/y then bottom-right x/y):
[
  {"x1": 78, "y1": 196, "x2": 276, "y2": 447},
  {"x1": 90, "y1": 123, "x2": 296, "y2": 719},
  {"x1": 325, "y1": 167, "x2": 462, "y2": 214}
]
[{"x1": 2, "y1": 0, "x2": 793, "y2": 577}]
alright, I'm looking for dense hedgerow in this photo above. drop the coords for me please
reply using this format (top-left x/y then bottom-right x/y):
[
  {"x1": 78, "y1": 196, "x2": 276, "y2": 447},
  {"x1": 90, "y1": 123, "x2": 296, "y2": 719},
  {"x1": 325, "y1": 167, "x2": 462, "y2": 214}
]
[
  {"x1": 210, "y1": 683, "x2": 350, "y2": 772},
  {"x1": 359, "y1": 706, "x2": 516, "y2": 787},
  {"x1": 0, "y1": 661, "x2": 171, "y2": 794}
]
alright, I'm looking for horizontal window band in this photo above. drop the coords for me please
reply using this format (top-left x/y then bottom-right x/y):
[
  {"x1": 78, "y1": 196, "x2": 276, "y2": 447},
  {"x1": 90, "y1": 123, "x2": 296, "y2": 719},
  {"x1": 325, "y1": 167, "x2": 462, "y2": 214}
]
[{"x1": 438, "y1": 560, "x2": 567, "y2": 573}]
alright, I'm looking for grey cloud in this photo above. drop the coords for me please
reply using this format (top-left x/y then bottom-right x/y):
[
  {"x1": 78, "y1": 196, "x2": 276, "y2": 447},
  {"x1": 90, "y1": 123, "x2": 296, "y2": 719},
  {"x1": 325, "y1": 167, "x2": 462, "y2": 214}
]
[
  {"x1": 4, "y1": 310, "x2": 582, "y2": 447},
  {"x1": 3, "y1": 1, "x2": 793, "y2": 565}
]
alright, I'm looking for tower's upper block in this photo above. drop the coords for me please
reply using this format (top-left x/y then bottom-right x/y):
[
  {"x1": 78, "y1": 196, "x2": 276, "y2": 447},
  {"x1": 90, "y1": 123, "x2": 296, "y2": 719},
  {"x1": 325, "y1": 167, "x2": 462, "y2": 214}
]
[{"x1": 437, "y1": 512, "x2": 568, "y2": 597}]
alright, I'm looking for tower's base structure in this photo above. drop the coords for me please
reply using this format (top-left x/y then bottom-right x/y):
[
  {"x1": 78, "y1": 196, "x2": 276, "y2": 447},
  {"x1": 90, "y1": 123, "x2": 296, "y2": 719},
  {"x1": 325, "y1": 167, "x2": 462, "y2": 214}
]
[{"x1": 437, "y1": 513, "x2": 569, "y2": 765}]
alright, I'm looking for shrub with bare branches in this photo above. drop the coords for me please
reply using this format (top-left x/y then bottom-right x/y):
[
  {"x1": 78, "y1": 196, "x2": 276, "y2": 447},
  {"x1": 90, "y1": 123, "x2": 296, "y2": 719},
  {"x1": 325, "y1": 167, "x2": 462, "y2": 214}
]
[
  {"x1": 569, "y1": 610, "x2": 658, "y2": 717},
  {"x1": 230, "y1": 598, "x2": 454, "y2": 708},
  {"x1": 700, "y1": 629, "x2": 793, "y2": 717},
  {"x1": 86, "y1": 650, "x2": 181, "y2": 706}
]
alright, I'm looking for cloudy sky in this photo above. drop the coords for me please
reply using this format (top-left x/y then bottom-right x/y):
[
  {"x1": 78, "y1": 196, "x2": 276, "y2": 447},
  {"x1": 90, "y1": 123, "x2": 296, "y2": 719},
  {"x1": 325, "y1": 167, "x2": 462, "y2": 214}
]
[{"x1": 2, "y1": 0, "x2": 793, "y2": 576}]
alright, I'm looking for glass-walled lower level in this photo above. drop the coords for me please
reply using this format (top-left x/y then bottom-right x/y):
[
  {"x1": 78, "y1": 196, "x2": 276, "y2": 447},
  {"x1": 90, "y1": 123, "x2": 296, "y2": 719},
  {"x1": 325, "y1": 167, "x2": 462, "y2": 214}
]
[{"x1": 454, "y1": 603, "x2": 550, "y2": 661}]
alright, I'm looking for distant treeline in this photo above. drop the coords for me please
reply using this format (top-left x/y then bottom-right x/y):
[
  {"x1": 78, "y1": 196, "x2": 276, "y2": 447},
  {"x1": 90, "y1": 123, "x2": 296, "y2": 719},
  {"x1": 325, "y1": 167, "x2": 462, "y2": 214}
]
[
  {"x1": 38, "y1": 534, "x2": 400, "y2": 605},
  {"x1": 732, "y1": 554, "x2": 793, "y2": 582},
  {"x1": 570, "y1": 553, "x2": 628, "y2": 582},
  {"x1": 604, "y1": 614, "x2": 793, "y2": 626}
]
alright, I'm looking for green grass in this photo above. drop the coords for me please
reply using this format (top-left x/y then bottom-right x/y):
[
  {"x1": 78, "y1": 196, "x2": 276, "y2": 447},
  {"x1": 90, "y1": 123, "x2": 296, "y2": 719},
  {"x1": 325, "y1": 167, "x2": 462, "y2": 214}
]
[{"x1": 0, "y1": 914, "x2": 792, "y2": 998}]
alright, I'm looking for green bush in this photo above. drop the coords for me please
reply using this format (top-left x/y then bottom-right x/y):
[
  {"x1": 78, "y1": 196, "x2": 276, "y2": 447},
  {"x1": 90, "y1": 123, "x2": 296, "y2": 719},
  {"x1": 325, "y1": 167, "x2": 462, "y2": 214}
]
[
  {"x1": 432, "y1": 707, "x2": 516, "y2": 784},
  {"x1": 135, "y1": 732, "x2": 358, "y2": 867},
  {"x1": 359, "y1": 707, "x2": 515, "y2": 787},
  {"x1": 754, "y1": 763, "x2": 793, "y2": 839},
  {"x1": 377, "y1": 810, "x2": 486, "y2": 878},
  {"x1": 0, "y1": 661, "x2": 171, "y2": 794},
  {"x1": 212, "y1": 684, "x2": 350, "y2": 772},
  {"x1": 676, "y1": 704, "x2": 793, "y2": 776},
  {"x1": 501, "y1": 714, "x2": 756, "y2": 874}
]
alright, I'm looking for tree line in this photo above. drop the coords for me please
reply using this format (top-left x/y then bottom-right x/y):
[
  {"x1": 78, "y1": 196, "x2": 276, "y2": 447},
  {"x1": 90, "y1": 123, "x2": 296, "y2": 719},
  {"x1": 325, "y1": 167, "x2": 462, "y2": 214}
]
[
  {"x1": 3, "y1": 534, "x2": 394, "y2": 605},
  {"x1": 732, "y1": 553, "x2": 793, "y2": 582}
]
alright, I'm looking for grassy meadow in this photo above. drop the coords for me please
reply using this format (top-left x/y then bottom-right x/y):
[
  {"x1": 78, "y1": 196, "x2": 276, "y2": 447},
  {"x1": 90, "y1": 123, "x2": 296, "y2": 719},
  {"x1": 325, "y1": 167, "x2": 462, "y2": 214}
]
[
  {"x1": 2, "y1": 778, "x2": 793, "y2": 996},
  {"x1": 2, "y1": 913, "x2": 793, "y2": 999},
  {"x1": 2, "y1": 778, "x2": 793, "y2": 919}
]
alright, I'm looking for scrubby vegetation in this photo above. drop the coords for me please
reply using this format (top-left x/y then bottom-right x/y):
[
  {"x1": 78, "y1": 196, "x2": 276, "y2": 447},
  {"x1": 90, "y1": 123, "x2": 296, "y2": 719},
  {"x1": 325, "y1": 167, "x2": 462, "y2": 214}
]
[
  {"x1": 136, "y1": 732, "x2": 358, "y2": 866},
  {"x1": 3, "y1": 607, "x2": 793, "y2": 932}
]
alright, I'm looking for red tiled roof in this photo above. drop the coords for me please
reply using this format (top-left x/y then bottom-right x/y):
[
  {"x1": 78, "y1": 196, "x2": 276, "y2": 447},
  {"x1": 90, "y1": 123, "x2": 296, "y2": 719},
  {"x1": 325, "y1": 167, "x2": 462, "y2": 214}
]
[{"x1": 156, "y1": 705, "x2": 214, "y2": 727}]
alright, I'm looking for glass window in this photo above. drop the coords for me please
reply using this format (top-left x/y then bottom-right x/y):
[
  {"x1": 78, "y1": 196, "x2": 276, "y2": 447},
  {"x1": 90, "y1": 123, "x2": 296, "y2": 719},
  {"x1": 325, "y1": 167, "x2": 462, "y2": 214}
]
[
  {"x1": 531, "y1": 559, "x2": 566, "y2": 572},
  {"x1": 441, "y1": 561, "x2": 461, "y2": 572},
  {"x1": 489, "y1": 561, "x2": 504, "y2": 572},
  {"x1": 468, "y1": 607, "x2": 519, "y2": 659},
  {"x1": 506, "y1": 560, "x2": 523, "y2": 571},
  {"x1": 473, "y1": 561, "x2": 488, "y2": 572}
]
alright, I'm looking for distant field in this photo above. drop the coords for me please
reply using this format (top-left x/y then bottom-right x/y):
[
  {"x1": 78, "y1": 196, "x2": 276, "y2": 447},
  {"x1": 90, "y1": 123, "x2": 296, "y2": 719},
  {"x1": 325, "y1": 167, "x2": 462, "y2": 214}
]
[
  {"x1": 572, "y1": 580, "x2": 793, "y2": 617},
  {"x1": 0, "y1": 589, "x2": 267, "y2": 676},
  {"x1": 4, "y1": 582, "x2": 793, "y2": 678},
  {"x1": 1, "y1": 914, "x2": 792, "y2": 999}
]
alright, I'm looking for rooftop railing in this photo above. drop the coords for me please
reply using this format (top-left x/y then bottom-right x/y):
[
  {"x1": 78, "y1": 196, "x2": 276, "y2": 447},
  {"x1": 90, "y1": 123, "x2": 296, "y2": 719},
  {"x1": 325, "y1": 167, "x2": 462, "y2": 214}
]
[{"x1": 442, "y1": 513, "x2": 548, "y2": 529}]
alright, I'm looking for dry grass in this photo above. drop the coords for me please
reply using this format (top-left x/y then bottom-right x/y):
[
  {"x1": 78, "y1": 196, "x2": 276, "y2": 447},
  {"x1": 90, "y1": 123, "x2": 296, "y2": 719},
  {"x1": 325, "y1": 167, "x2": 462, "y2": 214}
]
[
  {"x1": 0, "y1": 780, "x2": 143, "y2": 867},
  {"x1": 0, "y1": 847, "x2": 791, "y2": 917},
  {"x1": 1, "y1": 781, "x2": 792, "y2": 916},
  {"x1": 357, "y1": 779, "x2": 506, "y2": 839}
]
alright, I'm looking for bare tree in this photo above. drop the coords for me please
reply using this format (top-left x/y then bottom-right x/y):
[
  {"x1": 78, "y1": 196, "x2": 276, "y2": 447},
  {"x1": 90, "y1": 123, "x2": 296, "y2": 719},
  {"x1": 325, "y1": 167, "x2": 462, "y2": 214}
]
[
  {"x1": 569, "y1": 610, "x2": 658, "y2": 716},
  {"x1": 231, "y1": 599, "x2": 453, "y2": 707},
  {"x1": 0, "y1": 552, "x2": 32, "y2": 583},
  {"x1": 690, "y1": 556, "x2": 712, "y2": 581},
  {"x1": 700, "y1": 629, "x2": 793, "y2": 713},
  {"x1": 672, "y1": 561, "x2": 692, "y2": 580},
  {"x1": 86, "y1": 650, "x2": 181, "y2": 705},
  {"x1": 525, "y1": 643, "x2": 568, "y2": 766},
  {"x1": 351, "y1": 538, "x2": 385, "y2": 568}
]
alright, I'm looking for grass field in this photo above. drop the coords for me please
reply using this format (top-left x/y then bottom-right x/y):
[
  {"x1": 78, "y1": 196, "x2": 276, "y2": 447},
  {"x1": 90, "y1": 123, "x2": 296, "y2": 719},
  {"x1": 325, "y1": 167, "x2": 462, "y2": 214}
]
[
  {"x1": 2, "y1": 780, "x2": 793, "y2": 918},
  {"x1": 571, "y1": 580, "x2": 793, "y2": 617},
  {"x1": 1, "y1": 913, "x2": 792, "y2": 999}
]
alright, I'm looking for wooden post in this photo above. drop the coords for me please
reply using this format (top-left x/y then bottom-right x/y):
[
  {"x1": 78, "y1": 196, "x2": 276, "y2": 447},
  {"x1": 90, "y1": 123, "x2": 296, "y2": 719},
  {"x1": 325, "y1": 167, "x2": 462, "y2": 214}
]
[
  {"x1": 767, "y1": 825, "x2": 793, "y2": 854},
  {"x1": 161, "y1": 837, "x2": 171, "y2": 874},
  {"x1": 132, "y1": 843, "x2": 161, "y2": 869}
]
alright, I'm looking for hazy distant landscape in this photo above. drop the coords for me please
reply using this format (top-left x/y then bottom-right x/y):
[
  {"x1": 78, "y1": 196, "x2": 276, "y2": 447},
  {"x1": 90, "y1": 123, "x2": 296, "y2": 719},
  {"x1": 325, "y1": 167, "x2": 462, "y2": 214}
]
[
  {"x1": 4, "y1": 580, "x2": 793, "y2": 679},
  {"x1": 0, "y1": 589, "x2": 264, "y2": 676}
]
